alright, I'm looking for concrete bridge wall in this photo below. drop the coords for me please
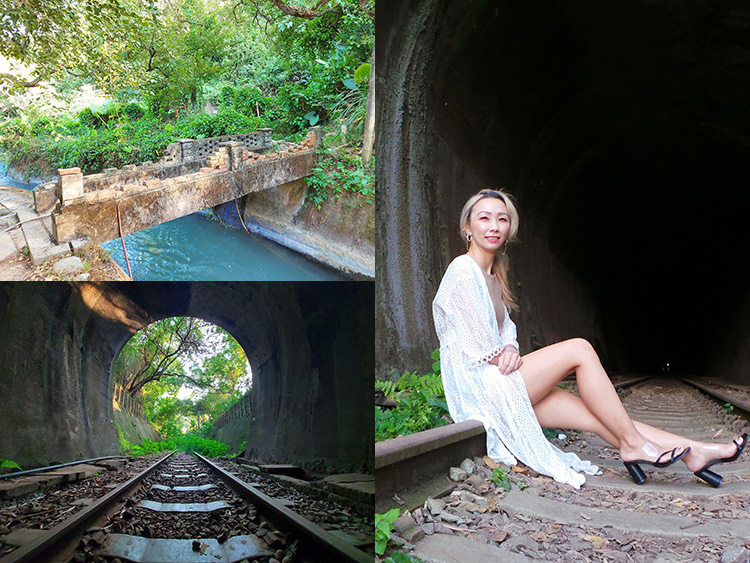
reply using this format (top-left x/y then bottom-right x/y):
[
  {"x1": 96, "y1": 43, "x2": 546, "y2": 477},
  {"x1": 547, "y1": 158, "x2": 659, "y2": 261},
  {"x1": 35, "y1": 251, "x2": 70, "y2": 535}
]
[
  {"x1": 51, "y1": 131, "x2": 317, "y2": 244},
  {"x1": 0, "y1": 282, "x2": 374, "y2": 473}
]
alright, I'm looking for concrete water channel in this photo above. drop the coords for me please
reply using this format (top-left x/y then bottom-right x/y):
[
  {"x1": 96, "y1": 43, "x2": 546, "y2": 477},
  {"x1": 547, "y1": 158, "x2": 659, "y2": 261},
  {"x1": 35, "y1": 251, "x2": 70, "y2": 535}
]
[{"x1": 1, "y1": 176, "x2": 344, "y2": 281}]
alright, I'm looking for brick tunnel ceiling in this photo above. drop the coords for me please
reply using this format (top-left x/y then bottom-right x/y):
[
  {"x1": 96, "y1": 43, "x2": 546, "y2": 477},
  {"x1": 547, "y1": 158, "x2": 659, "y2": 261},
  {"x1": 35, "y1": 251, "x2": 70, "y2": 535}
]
[{"x1": 428, "y1": 1, "x2": 750, "y2": 373}]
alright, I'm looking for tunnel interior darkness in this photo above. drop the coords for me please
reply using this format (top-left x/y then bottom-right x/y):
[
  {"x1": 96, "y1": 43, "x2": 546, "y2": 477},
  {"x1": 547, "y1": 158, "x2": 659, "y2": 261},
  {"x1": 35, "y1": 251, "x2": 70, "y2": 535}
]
[{"x1": 377, "y1": 0, "x2": 750, "y2": 380}]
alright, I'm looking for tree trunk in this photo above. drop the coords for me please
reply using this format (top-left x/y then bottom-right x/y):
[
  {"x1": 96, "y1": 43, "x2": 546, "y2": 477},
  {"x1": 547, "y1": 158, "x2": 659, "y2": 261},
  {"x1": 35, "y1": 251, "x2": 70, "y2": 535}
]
[{"x1": 361, "y1": 41, "x2": 376, "y2": 165}]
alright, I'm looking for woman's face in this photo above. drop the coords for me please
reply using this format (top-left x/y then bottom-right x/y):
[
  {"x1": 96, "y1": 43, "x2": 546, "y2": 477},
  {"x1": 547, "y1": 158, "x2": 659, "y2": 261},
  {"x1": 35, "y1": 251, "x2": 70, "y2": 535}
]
[{"x1": 464, "y1": 197, "x2": 512, "y2": 255}]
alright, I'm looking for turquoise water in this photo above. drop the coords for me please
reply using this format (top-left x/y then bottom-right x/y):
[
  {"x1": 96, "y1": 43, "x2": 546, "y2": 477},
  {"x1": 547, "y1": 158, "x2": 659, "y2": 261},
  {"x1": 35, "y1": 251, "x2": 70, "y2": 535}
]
[
  {"x1": 101, "y1": 214, "x2": 344, "y2": 281},
  {"x1": 2, "y1": 169, "x2": 344, "y2": 281}
]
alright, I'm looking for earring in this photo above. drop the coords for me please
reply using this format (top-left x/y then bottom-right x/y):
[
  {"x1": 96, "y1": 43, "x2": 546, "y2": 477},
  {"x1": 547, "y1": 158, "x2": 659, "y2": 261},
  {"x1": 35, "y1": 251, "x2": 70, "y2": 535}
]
[
  {"x1": 466, "y1": 233, "x2": 472, "y2": 242},
  {"x1": 501, "y1": 242, "x2": 508, "y2": 255}
]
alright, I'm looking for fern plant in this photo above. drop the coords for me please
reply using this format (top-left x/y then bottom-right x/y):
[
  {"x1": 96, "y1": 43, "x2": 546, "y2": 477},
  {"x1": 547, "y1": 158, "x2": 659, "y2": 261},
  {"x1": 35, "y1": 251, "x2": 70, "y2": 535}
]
[{"x1": 375, "y1": 350, "x2": 450, "y2": 441}]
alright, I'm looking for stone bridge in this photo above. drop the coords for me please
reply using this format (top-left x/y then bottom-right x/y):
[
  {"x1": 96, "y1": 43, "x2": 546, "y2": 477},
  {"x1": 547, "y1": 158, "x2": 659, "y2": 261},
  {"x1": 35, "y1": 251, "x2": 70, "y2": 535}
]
[{"x1": 35, "y1": 128, "x2": 319, "y2": 244}]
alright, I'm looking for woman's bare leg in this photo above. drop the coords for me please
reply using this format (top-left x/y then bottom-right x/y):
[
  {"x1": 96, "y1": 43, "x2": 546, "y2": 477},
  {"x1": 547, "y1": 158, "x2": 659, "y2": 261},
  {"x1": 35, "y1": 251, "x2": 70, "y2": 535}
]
[
  {"x1": 529, "y1": 367, "x2": 740, "y2": 470},
  {"x1": 518, "y1": 338, "x2": 684, "y2": 463}
]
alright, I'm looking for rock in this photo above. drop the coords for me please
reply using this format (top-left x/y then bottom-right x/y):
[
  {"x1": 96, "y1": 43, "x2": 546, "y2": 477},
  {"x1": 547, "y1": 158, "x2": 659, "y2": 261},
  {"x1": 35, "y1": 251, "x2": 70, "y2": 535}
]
[
  {"x1": 421, "y1": 523, "x2": 435, "y2": 535},
  {"x1": 53, "y1": 256, "x2": 84, "y2": 275},
  {"x1": 465, "y1": 474, "x2": 484, "y2": 489},
  {"x1": 74, "y1": 273, "x2": 90, "y2": 281},
  {"x1": 393, "y1": 512, "x2": 425, "y2": 543},
  {"x1": 69, "y1": 237, "x2": 91, "y2": 252},
  {"x1": 438, "y1": 511, "x2": 461, "y2": 523},
  {"x1": 488, "y1": 530, "x2": 508, "y2": 544},
  {"x1": 449, "y1": 467, "x2": 468, "y2": 481},
  {"x1": 426, "y1": 497, "x2": 446, "y2": 514},
  {"x1": 460, "y1": 458, "x2": 477, "y2": 475},
  {"x1": 33, "y1": 182, "x2": 58, "y2": 214},
  {"x1": 468, "y1": 532, "x2": 489, "y2": 544},
  {"x1": 434, "y1": 523, "x2": 455, "y2": 535},
  {"x1": 393, "y1": 513, "x2": 418, "y2": 536},
  {"x1": 504, "y1": 535, "x2": 539, "y2": 555},
  {"x1": 721, "y1": 544, "x2": 750, "y2": 563}
]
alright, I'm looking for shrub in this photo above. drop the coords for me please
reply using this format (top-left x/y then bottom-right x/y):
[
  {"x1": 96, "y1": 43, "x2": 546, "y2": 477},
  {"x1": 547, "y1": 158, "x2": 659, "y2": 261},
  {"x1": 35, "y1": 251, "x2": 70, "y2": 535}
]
[
  {"x1": 220, "y1": 85, "x2": 236, "y2": 107},
  {"x1": 77, "y1": 108, "x2": 98, "y2": 128},
  {"x1": 129, "y1": 434, "x2": 229, "y2": 457},
  {"x1": 124, "y1": 103, "x2": 146, "y2": 122},
  {"x1": 305, "y1": 148, "x2": 373, "y2": 208},
  {"x1": 375, "y1": 509, "x2": 400, "y2": 555}
]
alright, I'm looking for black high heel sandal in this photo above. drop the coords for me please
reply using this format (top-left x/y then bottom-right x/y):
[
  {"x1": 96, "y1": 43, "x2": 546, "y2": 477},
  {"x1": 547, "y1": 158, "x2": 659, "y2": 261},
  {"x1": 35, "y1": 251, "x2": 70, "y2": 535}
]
[
  {"x1": 623, "y1": 445, "x2": 690, "y2": 485},
  {"x1": 693, "y1": 433, "x2": 749, "y2": 488}
]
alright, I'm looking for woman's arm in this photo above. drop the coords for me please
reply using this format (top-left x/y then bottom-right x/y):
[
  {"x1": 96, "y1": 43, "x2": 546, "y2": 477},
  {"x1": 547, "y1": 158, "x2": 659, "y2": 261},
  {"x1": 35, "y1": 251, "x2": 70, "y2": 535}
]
[{"x1": 491, "y1": 305, "x2": 522, "y2": 374}]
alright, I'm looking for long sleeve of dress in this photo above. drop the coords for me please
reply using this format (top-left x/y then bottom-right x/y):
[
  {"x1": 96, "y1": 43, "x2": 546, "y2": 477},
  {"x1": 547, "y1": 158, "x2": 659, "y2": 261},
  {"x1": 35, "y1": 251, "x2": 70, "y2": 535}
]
[{"x1": 433, "y1": 255, "x2": 600, "y2": 489}]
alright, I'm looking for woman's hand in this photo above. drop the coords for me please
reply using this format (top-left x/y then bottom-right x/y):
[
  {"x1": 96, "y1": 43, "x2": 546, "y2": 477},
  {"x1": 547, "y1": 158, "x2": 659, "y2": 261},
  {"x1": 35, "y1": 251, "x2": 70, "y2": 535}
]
[{"x1": 496, "y1": 345, "x2": 523, "y2": 375}]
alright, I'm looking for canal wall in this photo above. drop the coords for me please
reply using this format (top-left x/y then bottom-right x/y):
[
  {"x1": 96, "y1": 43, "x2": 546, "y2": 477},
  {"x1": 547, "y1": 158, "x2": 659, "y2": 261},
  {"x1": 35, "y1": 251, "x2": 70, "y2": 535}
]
[{"x1": 216, "y1": 181, "x2": 375, "y2": 280}]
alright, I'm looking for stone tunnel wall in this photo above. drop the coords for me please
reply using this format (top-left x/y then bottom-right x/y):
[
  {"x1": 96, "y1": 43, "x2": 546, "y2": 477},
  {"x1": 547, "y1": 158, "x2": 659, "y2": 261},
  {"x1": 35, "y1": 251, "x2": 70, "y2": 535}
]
[
  {"x1": 376, "y1": 0, "x2": 602, "y2": 376},
  {"x1": 0, "y1": 282, "x2": 374, "y2": 473},
  {"x1": 376, "y1": 0, "x2": 750, "y2": 382}
]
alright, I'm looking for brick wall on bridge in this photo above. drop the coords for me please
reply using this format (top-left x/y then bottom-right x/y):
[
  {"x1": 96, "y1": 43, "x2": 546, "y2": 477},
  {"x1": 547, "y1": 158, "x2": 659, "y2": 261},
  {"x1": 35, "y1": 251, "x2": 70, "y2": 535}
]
[{"x1": 32, "y1": 128, "x2": 283, "y2": 212}]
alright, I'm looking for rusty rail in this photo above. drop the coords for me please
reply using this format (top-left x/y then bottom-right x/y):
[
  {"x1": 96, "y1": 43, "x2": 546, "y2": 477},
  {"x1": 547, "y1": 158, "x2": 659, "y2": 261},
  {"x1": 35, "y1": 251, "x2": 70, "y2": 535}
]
[
  {"x1": 0, "y1": 452, "x2": 174, "y2": 563},
  {"x1": 195, "y1": 453, "x2": 371, "y2": 563},
  {"x1": 681, "y1": 378, "x2": 750, "y2": 415}
]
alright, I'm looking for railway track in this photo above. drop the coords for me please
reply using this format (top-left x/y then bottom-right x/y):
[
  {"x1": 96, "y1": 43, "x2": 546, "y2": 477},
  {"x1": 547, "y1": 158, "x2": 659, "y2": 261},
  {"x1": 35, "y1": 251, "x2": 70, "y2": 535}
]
[
  {"x1": 1, "y1": 452, "x2": 372, "y2": 563},
  {"x1": 376, "y1": 376, "x2": 750, "y2": 562}
]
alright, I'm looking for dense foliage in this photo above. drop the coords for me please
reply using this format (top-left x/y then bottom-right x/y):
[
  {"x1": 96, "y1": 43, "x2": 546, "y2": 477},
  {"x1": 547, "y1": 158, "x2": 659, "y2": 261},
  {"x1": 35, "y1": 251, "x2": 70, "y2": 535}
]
[
  {"x1": 375, "y1": 350, "x2": 451, "y2": 442},
  {"x1": 126, "y1": 435, "x2": 229, "y2": 458},
  {"x1": 1, "y1": 0, "x2": 374, "y2": 204}
]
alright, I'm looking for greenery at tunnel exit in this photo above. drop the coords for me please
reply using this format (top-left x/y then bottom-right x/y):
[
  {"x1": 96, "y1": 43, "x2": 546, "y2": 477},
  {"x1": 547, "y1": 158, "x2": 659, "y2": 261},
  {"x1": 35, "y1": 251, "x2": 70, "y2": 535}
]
[
  {"x1": 114, "y1": 316, "x2": 250, "y2": 449},
  {"x1": 0, "y1": 0, "x2": 374, "y2": 206}
]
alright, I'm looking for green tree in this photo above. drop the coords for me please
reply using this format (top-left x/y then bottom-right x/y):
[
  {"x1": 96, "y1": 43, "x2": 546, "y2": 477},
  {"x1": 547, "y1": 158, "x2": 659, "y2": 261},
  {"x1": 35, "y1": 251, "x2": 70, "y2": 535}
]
[
  {"x1": 0, "y1": 0, "x2": 146, "y2": 87},
  {"x1": 114, "y1": 317, "x2": 207, "y2": 396}
]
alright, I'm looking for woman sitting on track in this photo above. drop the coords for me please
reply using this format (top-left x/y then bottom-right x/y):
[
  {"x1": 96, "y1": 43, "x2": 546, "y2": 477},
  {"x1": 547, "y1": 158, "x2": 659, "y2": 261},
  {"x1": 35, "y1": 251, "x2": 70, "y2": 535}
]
[{"x1": 432, "y1": 189, "x2": 747, "y2": 488}]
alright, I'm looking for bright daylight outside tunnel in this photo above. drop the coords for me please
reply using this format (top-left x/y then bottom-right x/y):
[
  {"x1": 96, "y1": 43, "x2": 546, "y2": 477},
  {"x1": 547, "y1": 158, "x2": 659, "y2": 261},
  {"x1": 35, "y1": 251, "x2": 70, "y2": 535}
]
[
  {"x1": 377, "y1": 0, "x2": 750, "y2": 383},
  {"x1": 0, "y1": 281, "x2": 374, "y2": 561},
  {"x1": 111, "y1": 316, "x2": 253, "y2": 456}
]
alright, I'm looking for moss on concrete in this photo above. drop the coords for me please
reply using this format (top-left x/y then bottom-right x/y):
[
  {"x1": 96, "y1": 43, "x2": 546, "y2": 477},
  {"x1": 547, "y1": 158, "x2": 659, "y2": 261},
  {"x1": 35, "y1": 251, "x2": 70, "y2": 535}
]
[{"x1": 113, "y1": 406, "x2": 159, "y2": 451}]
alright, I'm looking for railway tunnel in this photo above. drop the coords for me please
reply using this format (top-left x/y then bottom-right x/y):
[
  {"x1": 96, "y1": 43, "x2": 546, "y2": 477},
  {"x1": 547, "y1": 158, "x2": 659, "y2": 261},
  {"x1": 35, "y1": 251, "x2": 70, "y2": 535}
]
[
  {"x1": 0, "y1": 282, "x2": 374, "y2": 472},
  {"x1": 376, "y1": 0, "x2": 750, "y2": 383}
]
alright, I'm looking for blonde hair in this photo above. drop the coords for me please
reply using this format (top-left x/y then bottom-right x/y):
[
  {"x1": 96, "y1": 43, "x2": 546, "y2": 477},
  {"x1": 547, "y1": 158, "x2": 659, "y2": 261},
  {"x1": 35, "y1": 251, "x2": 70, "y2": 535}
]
[{"x1": 460, "y1": 189, "x2": 519, "y2": 310}]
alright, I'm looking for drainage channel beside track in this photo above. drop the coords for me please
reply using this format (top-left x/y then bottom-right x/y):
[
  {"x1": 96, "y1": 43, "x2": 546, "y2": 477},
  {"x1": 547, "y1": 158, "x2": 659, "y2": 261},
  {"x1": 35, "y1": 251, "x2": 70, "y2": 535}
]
[
  {"x1": 377, "y1": 376, "x2": 750, "y2": 562},
  {"x1": 1, "y1": 452, "x2": 372, "y2": 563}
]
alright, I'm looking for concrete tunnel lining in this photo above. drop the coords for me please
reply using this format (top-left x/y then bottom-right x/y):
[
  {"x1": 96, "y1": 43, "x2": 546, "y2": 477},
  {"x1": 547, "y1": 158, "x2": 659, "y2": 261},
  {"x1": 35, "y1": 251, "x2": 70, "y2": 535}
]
[
  {"x1": 376, "y1": 0, "x2": 750, "y2": 383},
  {"x1": 0, "y1": 282, "x2": 374, "y2": 473}
]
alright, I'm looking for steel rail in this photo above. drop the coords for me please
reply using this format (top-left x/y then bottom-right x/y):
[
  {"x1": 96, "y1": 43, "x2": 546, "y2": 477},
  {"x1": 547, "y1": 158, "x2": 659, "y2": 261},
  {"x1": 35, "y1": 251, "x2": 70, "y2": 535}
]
[
  {"x1": 0, "y1": 456, "x2": 126, "y2": 481},
  {"x1": 681, "y1": 378, "x2": 750, "y2": 415},
  {"x1": 0, "y1": 452, "x2": 174, "y2": 563},
  {"x1": 194, "y1": 453, "x2": 371, "y2": 563}
]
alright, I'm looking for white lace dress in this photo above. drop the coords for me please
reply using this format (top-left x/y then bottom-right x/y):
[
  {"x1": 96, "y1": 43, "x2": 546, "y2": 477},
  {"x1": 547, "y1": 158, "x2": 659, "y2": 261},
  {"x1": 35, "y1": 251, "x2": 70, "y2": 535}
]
[{"x1": 432, "y1": 254, "x2": 599, "y2": 488}]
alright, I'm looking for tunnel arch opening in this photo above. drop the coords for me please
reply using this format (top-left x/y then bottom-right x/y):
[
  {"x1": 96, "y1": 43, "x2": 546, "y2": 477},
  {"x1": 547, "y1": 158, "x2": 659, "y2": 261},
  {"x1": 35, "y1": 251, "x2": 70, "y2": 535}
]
[
  {"x1": 110, "y1": 315, "x2": 253, "y2": 441},
  {"x1": 378, "y1": 0, "x2": 750, "y2": 383}
]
